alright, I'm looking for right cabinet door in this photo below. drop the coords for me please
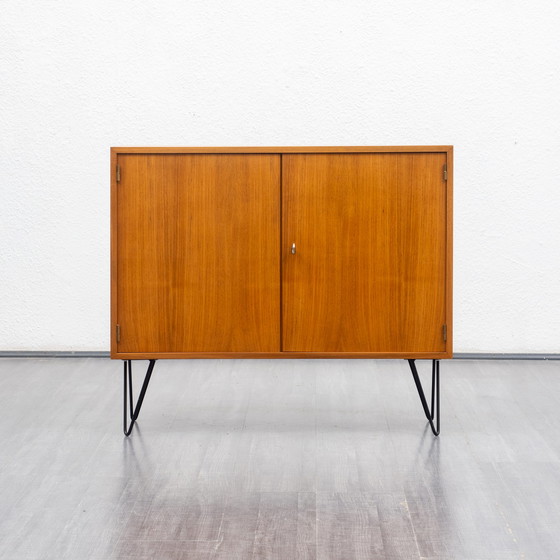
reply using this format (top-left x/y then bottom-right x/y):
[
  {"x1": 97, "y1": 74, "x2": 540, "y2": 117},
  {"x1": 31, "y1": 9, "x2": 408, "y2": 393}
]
[{"x1": 282, "y1": 153, "x2": 448, "y2": 353}]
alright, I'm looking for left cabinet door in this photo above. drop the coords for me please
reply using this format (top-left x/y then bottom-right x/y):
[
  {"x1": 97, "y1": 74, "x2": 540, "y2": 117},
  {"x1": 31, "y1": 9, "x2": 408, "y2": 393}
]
[{"x1": 114, "y1": 154, "x2": 281, "y2": 354}]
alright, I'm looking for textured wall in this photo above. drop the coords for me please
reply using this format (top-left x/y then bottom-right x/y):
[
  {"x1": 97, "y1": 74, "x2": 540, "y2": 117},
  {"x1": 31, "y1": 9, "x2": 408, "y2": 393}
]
[{"x1": 1, "y1": 1, "x2": 559, "y2": 352}]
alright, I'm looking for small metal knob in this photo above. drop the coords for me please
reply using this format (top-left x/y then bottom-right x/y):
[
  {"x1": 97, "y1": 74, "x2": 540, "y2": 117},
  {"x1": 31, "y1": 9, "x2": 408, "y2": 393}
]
[{"x1": 291, "y1": 243, "x2": 296, "y2": 255}]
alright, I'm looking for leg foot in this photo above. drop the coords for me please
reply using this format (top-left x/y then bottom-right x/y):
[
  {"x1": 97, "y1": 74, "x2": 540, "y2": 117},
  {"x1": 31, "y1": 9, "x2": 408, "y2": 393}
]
[
  {"x1": 408, "y1": 359, "x2": 440, "y2": 436},
  {"x1": 123, "y1": 360, "x2": 156, "y2": 436}
]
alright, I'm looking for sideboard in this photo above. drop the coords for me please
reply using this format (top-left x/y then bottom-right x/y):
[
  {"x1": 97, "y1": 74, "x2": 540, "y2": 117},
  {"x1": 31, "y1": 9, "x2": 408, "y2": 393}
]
[{"x1": 111, "y1": 146, "x2": 453, "y2": 435}]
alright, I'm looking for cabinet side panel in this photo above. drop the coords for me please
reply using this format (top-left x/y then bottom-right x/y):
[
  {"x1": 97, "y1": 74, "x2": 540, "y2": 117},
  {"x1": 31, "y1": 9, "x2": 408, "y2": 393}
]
[
  {"x1": 283, "y1": 153, "x2": 447, "y2": 353},
  {"x1": 446, "y1": 147, "x2": 453, "y2": 355},
  {"x1": 110, "y1": 149, "x2": 118, "y2": 357},
  {"x1": 116, "y1": 154, "x2": 281, "y2": 353}
]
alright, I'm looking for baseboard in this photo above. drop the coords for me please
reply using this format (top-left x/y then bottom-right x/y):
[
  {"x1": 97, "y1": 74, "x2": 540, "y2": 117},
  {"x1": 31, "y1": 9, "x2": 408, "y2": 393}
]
[
  {"x1": 453, "y1": 353, "x2": 560, "y2": 360},
  {"x1": 0, "y1": 351, "x2": 558, "y2": 360},
  {"x1": 0, "y1": 351, "x2": 111, "y2": 358}
]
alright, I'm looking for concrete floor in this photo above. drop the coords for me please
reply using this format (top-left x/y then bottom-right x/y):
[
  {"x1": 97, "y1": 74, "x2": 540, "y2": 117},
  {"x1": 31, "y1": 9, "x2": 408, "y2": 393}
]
[{"x1": 0, "y1": 357, "x2": 559, "y2": 559}]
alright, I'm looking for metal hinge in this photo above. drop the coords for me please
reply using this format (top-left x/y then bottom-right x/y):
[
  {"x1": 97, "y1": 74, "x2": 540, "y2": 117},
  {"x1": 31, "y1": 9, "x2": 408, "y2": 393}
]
[
  {"x1": 116, "y1": 324, "x2": 121, "y2": 343},
  {"x1": 443, "y1": 164, "x2": 448, "y2": 181},
  {"x1": 116, "y1": 165, "x2": 121, "y2": 182},
  {"x1": 442, "y1": 324, "x2": 447, "y2": 342}
]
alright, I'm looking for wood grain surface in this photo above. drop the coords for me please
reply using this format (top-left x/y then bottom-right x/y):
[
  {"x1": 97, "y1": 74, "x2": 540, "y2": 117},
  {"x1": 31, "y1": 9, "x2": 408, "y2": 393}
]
[
  {"x1": 116, "y1": 154, "x2": 280, "y2": 353},
  {"x1": 282, "y1": 153, "x2": 447, "y2": 353}
]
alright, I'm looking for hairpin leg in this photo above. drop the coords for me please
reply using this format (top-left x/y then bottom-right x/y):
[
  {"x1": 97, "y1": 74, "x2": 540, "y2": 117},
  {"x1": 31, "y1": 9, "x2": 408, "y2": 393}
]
[
  {"x1": 123, "y1": 359, "x2": 156, "y2": 436},
  {"x1": 408, "y1": 359, "x2": 440, "y2": 436}
]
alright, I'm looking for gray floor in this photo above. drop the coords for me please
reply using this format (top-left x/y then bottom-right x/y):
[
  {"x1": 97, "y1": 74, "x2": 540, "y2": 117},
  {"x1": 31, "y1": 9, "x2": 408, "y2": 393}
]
[{"x1": 0, "y1": 358, "x2": 559, "y2": 559}]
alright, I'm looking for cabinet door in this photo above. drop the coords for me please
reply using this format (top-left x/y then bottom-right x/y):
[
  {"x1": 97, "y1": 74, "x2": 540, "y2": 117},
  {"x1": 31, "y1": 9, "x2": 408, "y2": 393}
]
[
  {"x1": 282, "y1": 153, "x2": 447, "y2": 353},
  {"x1": 117, "y1": 154, "x2": 280, "y2": 353}
]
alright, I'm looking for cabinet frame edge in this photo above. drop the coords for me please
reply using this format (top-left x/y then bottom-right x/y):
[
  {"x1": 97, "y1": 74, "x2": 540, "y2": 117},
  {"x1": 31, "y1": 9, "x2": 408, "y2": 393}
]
[
  {"x1": 445, "y1": 146, "x2": 454, "y2": 357},
  {"x1": 110, "y1": 146, "x2": 453, "y2": 155},
  {"x1": 110, "y1": 351, "x2": 454, "y2": 360},
  {"x1": 110, "y1": 148, "x2": 118, "y2": 357}
]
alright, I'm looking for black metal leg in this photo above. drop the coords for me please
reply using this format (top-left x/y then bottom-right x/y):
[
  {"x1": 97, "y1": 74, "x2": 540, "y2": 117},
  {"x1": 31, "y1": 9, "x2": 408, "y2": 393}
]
[
  {"x1": 408, "y1": 359, "x2": 440, "y2": 436},
  {"x1": 123, "y1": 359, "x2": 156, "y2": 436}
]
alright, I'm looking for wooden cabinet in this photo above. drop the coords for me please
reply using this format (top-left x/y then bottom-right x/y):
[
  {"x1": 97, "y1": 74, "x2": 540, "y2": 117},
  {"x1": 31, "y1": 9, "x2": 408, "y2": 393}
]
[{"x1": 111, "y1": 147, "x2": 452, "y2": 360}]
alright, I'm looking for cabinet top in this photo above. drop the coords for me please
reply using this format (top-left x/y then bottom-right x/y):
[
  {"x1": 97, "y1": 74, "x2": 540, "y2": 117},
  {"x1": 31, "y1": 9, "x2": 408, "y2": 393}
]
[{"x1": 111, "y1": 146, "x2": 453, "y2": 155}]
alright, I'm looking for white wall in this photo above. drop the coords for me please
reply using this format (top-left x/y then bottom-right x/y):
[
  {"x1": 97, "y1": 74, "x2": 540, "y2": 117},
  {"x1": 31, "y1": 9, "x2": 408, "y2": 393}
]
[{"x1": 1, "y1": 0, "x2": 559, "y2": 353}]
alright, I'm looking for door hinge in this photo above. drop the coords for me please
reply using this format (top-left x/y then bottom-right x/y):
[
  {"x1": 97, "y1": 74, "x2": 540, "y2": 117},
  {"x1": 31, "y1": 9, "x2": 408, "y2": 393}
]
[
  {"x1": 116, "y1": 324, "x2": 121, "y2": 343},
  {"x1": 443, "y1": 164, "x2": 448, "y2": 181},
  {"x1": 116, "y1": 165, "x2": 121, "y2": 182},
  {"x1": 442, "y1": 324, "x2": 447, "y2": 342}
]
